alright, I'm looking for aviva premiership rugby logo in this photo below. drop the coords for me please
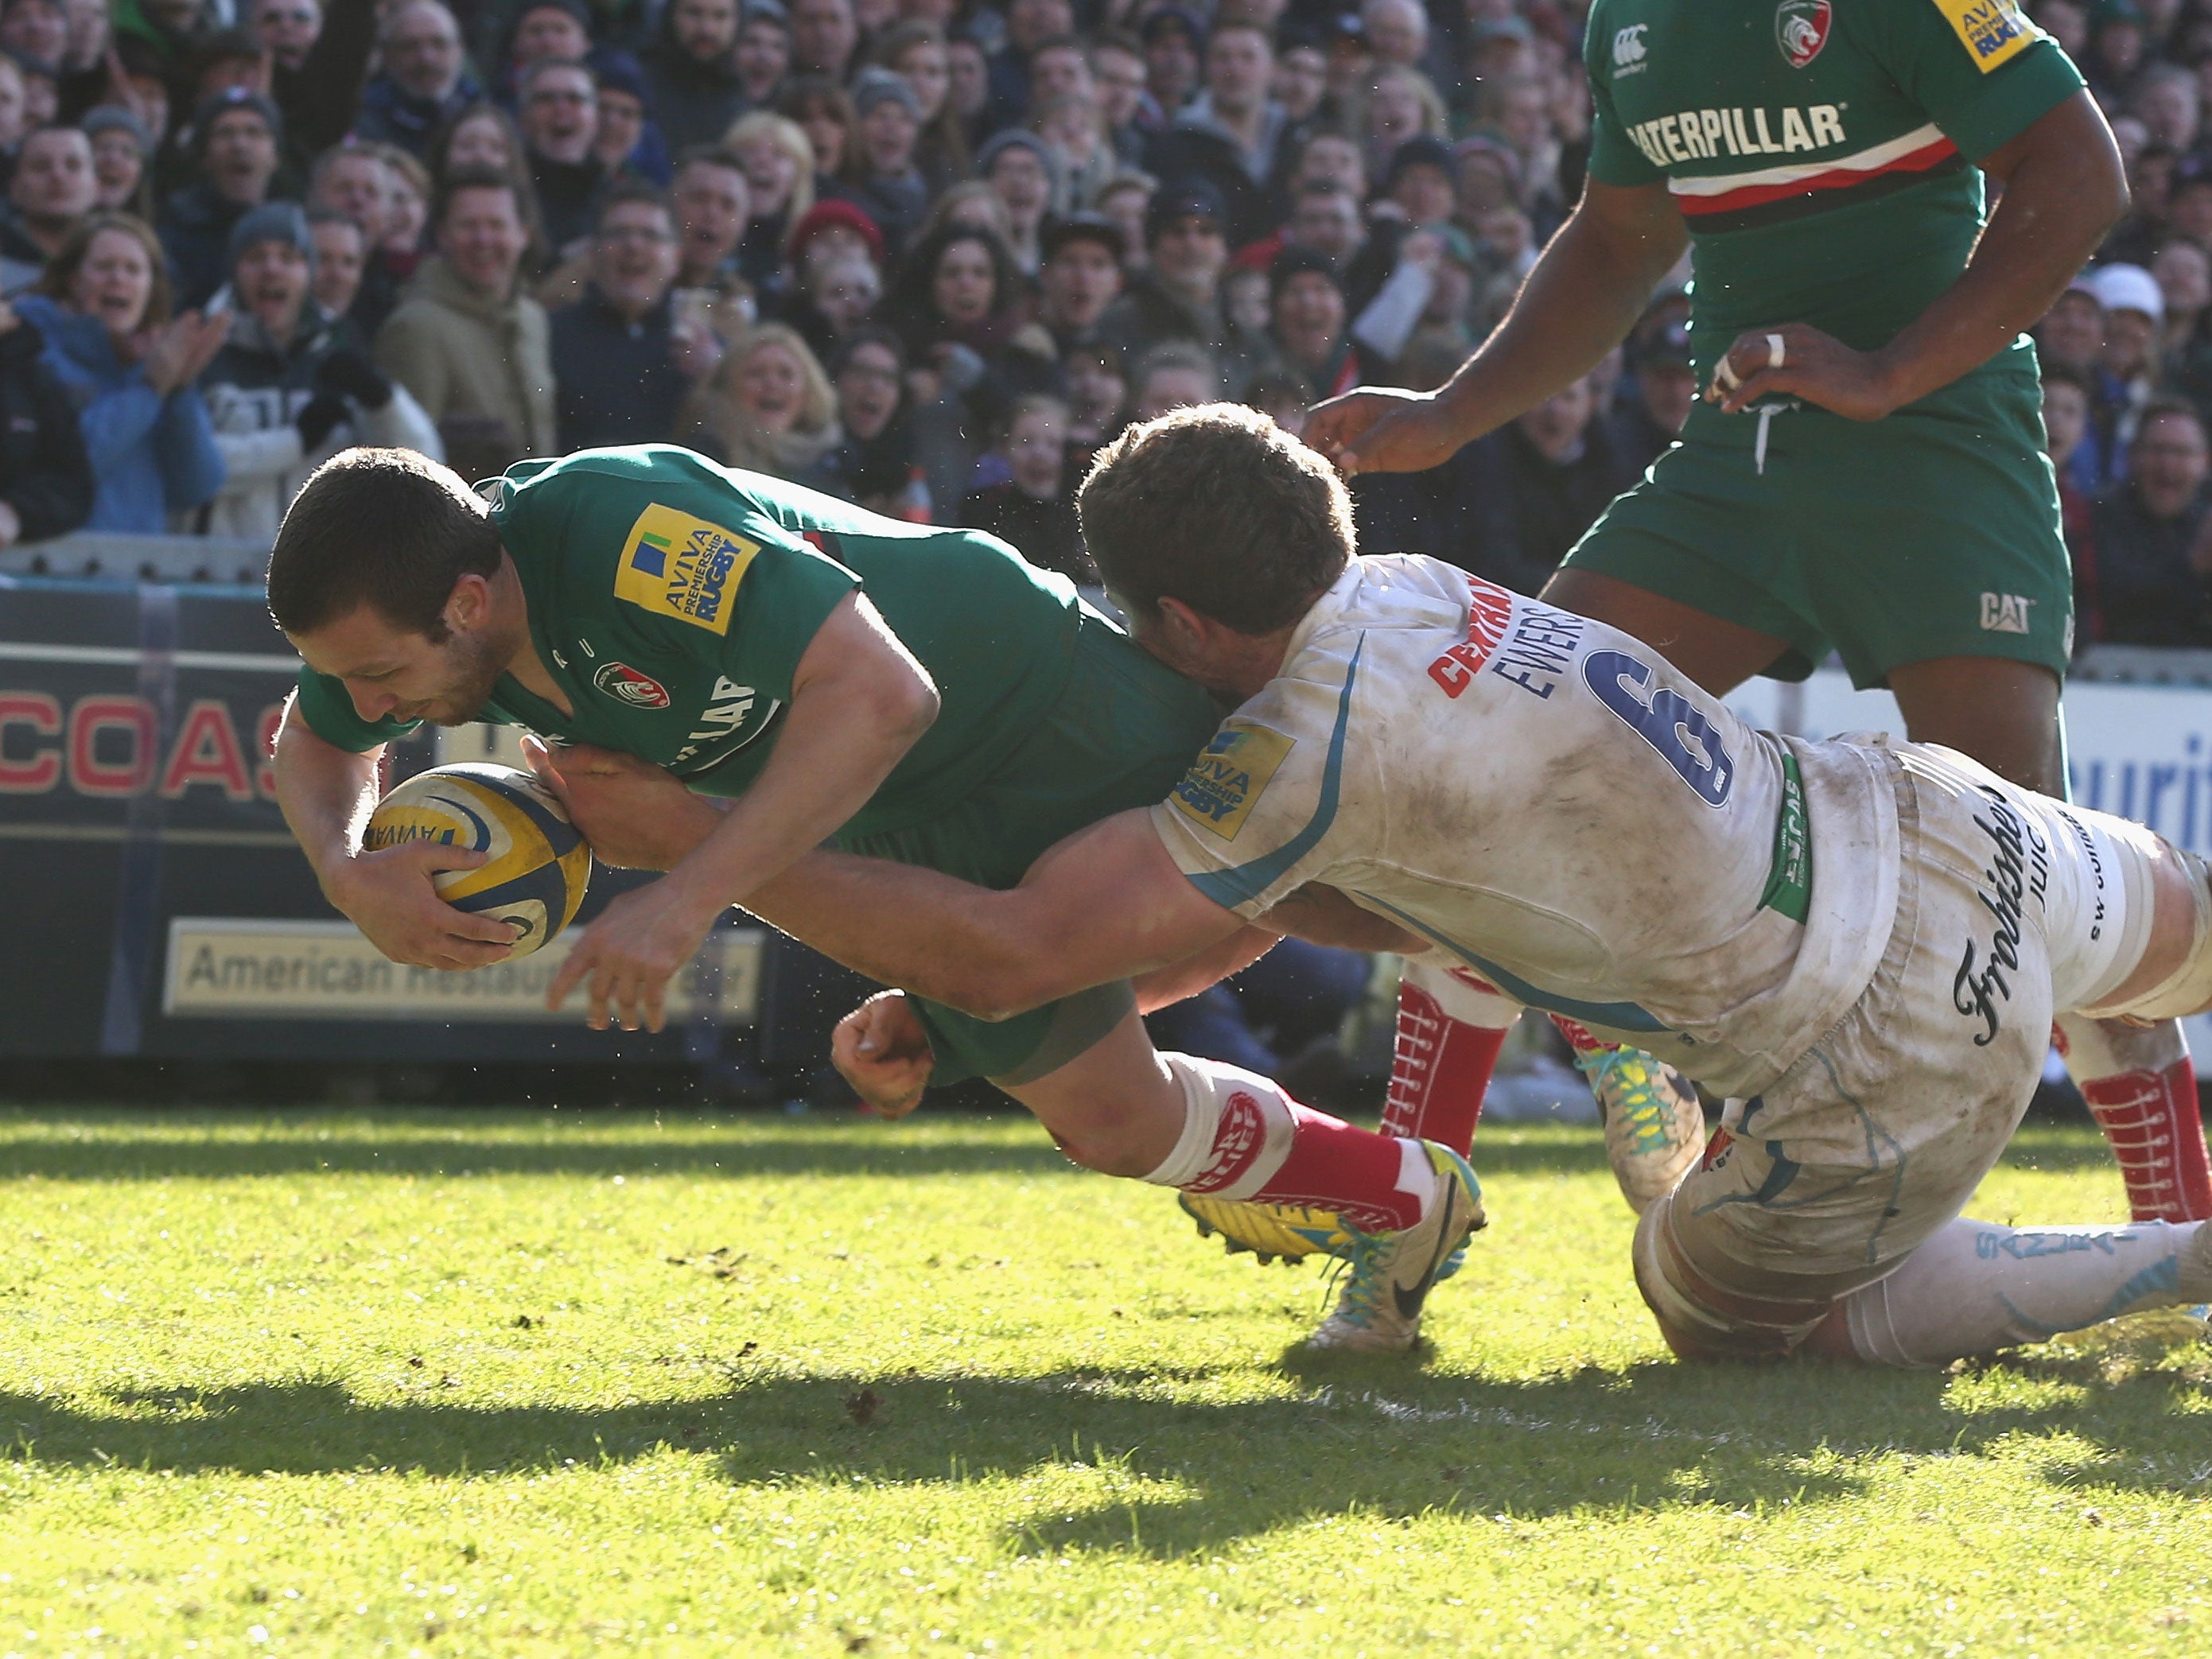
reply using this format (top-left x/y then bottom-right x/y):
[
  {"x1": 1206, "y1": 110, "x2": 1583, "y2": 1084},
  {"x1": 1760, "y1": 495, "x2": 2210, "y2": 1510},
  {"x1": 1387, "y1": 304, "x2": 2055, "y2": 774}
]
[
  {"x1": 1170, "y1": 721, "x2": 1295, "y2": 841},
  {"x1": 592, "y1": 660, "x2": 671, "y2": 708},
  {"x1": 612, "y1": 503, "x2": 762, "y2": 635},
  {"x1": 1775, "y1": 0, "x2": 1830, "y2": 66}
]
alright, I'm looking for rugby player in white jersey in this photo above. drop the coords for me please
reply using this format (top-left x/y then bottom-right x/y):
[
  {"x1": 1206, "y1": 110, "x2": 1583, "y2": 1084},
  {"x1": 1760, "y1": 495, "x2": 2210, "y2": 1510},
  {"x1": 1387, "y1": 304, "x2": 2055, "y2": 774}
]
[{"x1": 741, "y1": 403, "x2": 2212, "y2": 1366}]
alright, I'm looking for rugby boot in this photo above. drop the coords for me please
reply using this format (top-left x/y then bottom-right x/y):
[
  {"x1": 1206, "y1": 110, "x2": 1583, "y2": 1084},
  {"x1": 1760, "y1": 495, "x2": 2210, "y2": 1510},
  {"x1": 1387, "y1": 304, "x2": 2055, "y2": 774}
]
[{"x1": 1305, "y1": 1141, "x2": 1486, "y2": 1354}]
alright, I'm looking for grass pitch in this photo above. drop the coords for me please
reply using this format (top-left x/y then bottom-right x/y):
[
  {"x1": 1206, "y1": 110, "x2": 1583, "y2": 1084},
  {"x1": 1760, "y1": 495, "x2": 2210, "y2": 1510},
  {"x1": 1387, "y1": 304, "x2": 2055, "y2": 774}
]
[{"x1": 2, "y1": 1109, "x2": 2209, "y2": 1657}]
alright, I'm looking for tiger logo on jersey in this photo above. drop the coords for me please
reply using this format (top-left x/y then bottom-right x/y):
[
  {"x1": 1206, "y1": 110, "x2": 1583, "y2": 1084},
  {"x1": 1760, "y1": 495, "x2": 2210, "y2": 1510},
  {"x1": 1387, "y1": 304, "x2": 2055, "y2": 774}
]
[
  {"x1": 1170, "y1": 722, "x2": 1295, "y2": 841},
  {"x1": 613, "y1": 503, "x2": 762, "y2": 635},
  {"x1": 1775, "y1": 0, "x2": 1829, "y2": 66}
]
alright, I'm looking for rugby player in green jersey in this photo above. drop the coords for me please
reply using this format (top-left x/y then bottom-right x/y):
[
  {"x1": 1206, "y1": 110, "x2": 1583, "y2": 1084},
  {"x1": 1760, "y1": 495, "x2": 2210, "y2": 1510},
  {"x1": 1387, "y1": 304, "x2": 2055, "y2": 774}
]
[
  {"x1": 264, "y1": 443, "x2": 1482, "y2": 1354},
  {"x1": 1303, "y1": 0, "x2": 2212, "y2": 1226}
]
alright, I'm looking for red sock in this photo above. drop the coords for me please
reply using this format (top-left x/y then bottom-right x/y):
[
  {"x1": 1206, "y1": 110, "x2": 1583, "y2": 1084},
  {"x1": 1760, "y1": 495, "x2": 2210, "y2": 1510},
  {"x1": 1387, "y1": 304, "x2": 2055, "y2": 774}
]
[
  {"x1": 1381, "y1": 962, "x2": 1517, "y2": 1154},
  {"x1": 1157, "y1": 1055, "x2": 1430, "y2": 1232},
  {"x1": 2055, "y1": 1016, "x2": 2212, "y2": 1222}
]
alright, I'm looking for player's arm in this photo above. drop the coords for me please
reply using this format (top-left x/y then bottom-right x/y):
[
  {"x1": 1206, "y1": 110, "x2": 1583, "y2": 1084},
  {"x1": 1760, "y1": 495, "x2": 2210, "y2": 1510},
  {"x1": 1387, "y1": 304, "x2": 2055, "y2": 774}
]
[
  {"x1": 270, "y1": 696, "x2": 519, "y2": 969},
  {"x1": 547, "y1": 590, "x2": 940, "y2": 1032},
  {"x1": 1711, "y1": 92, "x2": 2125, "y2": 418},
  {"x1": 744, "y1": 808, "x2": 1246, "y2": 1021},
  {"x1": 1304, "y1": 178, "x2": 1687, "y2": 475}
]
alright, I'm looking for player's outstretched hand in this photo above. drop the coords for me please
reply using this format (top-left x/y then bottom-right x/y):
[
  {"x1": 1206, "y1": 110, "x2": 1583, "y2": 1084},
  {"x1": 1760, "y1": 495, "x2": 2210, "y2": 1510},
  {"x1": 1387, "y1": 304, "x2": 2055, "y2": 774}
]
[
  {"x1": 1303, "y1": 386, "x2": 1462, "y2": 476},
  {"x1": 325, "y1": 841, "x2": 519, "y2": 970},
  {"x1": 546, "y1": 876, "x2": 722, "y2": 1032},
  {"x1": 832, "y1": 992, "x2": 935, "y2": 1117},
  {"x1": 1705, "y1": 321, "x2": 1900, "y2": 422},
  {"x1": 523, "y1": 735, "x2": 724, "y2": 871}
]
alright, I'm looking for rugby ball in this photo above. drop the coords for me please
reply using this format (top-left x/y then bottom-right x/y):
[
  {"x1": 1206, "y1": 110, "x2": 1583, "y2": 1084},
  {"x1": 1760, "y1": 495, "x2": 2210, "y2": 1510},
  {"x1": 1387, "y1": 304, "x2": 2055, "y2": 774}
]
[{"x1": 363, "y1": 763, "x2": 593, "y2": 958}]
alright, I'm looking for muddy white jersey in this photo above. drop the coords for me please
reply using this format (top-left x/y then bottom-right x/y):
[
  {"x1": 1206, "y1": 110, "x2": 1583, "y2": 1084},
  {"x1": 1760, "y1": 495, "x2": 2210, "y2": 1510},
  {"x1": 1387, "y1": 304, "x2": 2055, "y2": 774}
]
[{"x1": 1149, "y1": 555, "x2": 1903, "y2": 1098}]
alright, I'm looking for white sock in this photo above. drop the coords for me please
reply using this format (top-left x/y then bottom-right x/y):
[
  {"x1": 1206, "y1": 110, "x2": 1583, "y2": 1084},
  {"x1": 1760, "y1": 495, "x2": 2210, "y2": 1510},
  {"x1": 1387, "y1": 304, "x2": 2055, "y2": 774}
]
[
  {"x1": 1141, "y1": 1053, "x2": 1296, "y2": 1196},
  {"x1": 1838, "y1": 1214, "x2": 2206, "y2": 1366}
]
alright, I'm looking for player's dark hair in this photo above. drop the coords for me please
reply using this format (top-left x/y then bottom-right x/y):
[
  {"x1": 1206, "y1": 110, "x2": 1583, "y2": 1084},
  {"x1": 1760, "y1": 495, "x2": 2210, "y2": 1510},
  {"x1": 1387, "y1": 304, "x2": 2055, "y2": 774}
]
[
  {"x1": 1078, "y1": 402, "x2": 1351, "y2": 634},
  {"x1": 267, "y1": 448, "x2": 504, "y2": 640}
]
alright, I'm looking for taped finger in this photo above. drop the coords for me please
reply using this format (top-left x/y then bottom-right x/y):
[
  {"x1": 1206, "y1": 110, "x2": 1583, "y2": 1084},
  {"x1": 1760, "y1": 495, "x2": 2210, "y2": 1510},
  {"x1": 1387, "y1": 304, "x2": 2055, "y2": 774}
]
[
  {"x1": 1712, "y1": 352, "x2": 1742, "y2": 391},
  {"x1": 1765, "y1": 332, "x2": 1786, "y2": 371}
]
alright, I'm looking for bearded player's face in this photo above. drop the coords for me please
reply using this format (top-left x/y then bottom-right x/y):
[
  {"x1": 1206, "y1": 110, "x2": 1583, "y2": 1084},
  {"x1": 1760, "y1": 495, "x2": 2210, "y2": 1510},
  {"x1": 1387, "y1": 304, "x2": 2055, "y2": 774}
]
[{"x1": 291, "y1": 598, "x2": 506, "y2": 729}]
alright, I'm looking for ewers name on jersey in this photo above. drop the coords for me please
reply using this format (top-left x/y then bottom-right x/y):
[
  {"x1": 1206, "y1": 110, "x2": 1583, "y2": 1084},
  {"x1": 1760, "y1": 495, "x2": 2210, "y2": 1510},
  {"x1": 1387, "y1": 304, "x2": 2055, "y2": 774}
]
[{"x1": 1149, "y1": 556, "x2": 1904, "y2": 1100}]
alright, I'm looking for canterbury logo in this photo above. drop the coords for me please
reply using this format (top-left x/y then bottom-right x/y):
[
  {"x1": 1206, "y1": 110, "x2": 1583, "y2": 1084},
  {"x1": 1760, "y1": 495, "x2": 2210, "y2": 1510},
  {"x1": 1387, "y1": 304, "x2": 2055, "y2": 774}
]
[{"x1": 1614, "y1": 23, "x2": 1647, "y2": 64}]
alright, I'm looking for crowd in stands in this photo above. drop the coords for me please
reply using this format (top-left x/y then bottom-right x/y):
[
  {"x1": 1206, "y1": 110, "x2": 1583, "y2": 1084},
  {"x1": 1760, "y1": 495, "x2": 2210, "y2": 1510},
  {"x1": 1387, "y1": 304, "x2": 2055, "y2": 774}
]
[{"x1": 0, "y1": 0, "x2": 2183, "y2": 647}]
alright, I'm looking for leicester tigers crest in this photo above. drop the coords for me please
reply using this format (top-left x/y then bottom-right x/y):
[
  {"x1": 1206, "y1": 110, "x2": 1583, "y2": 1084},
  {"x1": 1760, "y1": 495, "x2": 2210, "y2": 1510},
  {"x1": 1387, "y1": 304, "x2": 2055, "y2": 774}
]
[{"x1": 1775, "y1": 0, "x2": 1831, "y2": 66}]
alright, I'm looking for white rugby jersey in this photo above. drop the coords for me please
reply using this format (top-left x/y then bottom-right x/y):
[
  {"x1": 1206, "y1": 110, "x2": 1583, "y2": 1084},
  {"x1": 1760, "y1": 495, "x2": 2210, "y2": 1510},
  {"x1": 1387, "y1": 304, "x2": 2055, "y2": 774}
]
[{"x1": 1149, "y1": 555, "x2": 1903, "y2": 1098}]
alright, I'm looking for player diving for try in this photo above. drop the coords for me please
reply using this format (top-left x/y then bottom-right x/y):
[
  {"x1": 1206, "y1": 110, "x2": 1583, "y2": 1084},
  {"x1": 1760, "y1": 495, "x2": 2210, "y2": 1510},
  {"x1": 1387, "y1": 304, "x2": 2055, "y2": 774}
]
[
  {"x1": 264, "y1": 442, "x2": 1491, "y2": 1354},
  {"x1": 700, "y1": 406, "x2": 2212, "y2": 1368}
]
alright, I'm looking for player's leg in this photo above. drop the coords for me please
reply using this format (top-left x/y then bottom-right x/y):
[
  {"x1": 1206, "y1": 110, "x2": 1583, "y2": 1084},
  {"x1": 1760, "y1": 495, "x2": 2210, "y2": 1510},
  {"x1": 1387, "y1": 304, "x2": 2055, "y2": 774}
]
[{"x1": 991, "y1": 1001, "x2": 1485, "y2": 1352}]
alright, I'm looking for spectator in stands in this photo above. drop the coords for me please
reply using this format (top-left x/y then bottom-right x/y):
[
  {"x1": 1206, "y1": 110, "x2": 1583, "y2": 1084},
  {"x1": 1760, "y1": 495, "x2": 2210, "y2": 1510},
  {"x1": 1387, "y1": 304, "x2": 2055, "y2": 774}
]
[
  {"x1": 258, "y1": 0, "x2": 377, "y2": 166},
  {"x1": 0, "y1": 123, "x2": 92, "y2": 294},
  {"x1": 1363, "y1": 64, "x2": 1445, "y2": 180},
  {"x1": 1606, "y1": 312, "x2": 1695, "y2": 477},
  {"x1": 1127, "y1": 337, "x2": 1213, "y2": 420},
  {"x1": 1139, "y1": 7, "x2": 1201, "y2": 121},
  {"x1": 669, "y1": 145, "x2": 751, "y2": 300},
  {"x1": 789, "y1": 0, "x2": 857, "y2": 83},
  {"x1": 976, "y1": 126, "x2": 1051, "y2": 270},
  {"x1": 18, "y1": 212, "x2": 224, "y2": 532},
  {"x1": 734, "y1": 2, "x2": 791, "y2": 108},
  {"x1": 429, "y1": 103, "x2": 527, "y2": 185},
  {"x1": 0, "y1": 289, "x2": 90, "y2": 544},
  {"x1": 872, "y1": 21, "x2": 966, "y2": 190},
  {"x1": 593, "y1": 61, "x2": 669, "y2": 186},
  {"x1": 1143, "y1": 18, "x2": 1284, "y2": 247},
  {"x1": 1090, "y1": 30, "x2": 1150, "y2": 161},
  {"x1": 1099, "y1": 178, "x2": 1257, "y2": 394},
  {"x1": 365, "y1": 143, "x2": 431, "y2": 278},
  {"x1": 1265, "y1": 247, "x2": 1372, "y2": 400},
  {"x1": 307, "y1": 146, "x2": 404, "y2": 332},
  {"x1": 840, "y1": 68, "x2": 927, "y2": 258},
  {"x1": 789, "y1": 251, "x2": 877, "y2": 360},
  {"x1": 727, "y1": 110, "x2": 811, "y2": 294},
  {"x1": 84, "y1": 107, "x2": 150, "y2": 217},
  {"x1": 959, "y1": 391, "x2": 1087, "y2": 579},
  {"x1": 2044, "y1": 362, "x2": 2100, "y2": 641},
  {"x1": 2038, "y1": 275, "x2": 2113, "y2": 495},
  {"x1": 354, "y1": 0, "x2": 480, "y2": 157},
  {"x1": 519, "y1": 58, "x2": 605, "y2": 263},
  {"x1": 305, "y1": 206, "x2": 366, "y2": 323},
  {"x1": 784, "y1": 77, "x2": 858, "y2": 181},
  {"x1": 196, "y1": 203, "x2": 439, "y2": 539},
  {"x1": 551, "y1": 183, "x2": 721, "y2": 449},
  {"x1": 2093, "y1": 262, "x2": 2164, "y2": 480},
  {"x1": 160, "y1": 89, "x2": 284, "y2": 309},
  {"x1": 985, "y1": 0, "x2": 1070, "y2": 129},
  {"x1": 2088, "y1": 398, "x2": 2212, "y2": 647},
  {"x1": 809, "y1": 324, "x2": 921, "y2": 514},
  {"x1": 643, "y1": 0, "x2": 748, "y2": 155},
  {"x1": 1061, "y1": 336, "x2": 1124, "y2": 454},
  {"x1": 1094, "y1": 169, "x2": 1151, "y2": 270},
  {"x1": 1274, "y1": 26, "x2": 1327, "y2": 127},
  {"x1": 1032, "y1": 212, "x2": 1120, "y2": 361},
  {"x1": 374, "y1": 168, "x2": 554, "y2": 475},
  {"x1": 681, "y1": 319, "x2": 838, "y2": 477}
]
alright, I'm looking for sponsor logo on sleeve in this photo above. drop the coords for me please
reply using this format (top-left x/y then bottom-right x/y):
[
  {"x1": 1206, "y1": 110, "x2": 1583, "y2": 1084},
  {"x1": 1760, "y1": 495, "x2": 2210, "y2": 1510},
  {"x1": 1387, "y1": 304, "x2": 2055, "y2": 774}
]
[
  {"x1": 612, "y1": 504, "x2": 762, "y2": 635},
  {"x1": 1775, "y1": 0, "x2": 1830, "y2": 66},
  {"x1": 1612, "y1": 22, "x2": 1649, "y2": 73},
  {"x1": 591, "y1": 660, "x2": 671, "y2": 709},
  {"x1": 1169, "y1": 721, "x2": 1296, "y2": 841},
  {"x1": 1933, "y1": 0, "x2": 2039, "y2": 70}
]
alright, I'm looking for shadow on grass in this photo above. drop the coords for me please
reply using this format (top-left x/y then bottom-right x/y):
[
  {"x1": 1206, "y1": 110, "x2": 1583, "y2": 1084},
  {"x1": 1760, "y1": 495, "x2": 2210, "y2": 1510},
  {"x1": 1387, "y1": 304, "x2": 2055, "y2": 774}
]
[{"x1": 1, "y1": 1347, "x2": 2203, "y2": 1556}]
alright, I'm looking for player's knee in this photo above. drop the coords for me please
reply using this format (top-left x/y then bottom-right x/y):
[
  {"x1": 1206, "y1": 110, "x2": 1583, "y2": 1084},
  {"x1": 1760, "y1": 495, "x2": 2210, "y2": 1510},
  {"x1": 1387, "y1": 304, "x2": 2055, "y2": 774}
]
[
  {"x1": 1046, "y1": 1122, "x2": 1157, "y2": 1179},
  {"x1": 1631, "y1": 1195, "x2": 1836, "y2": 1364}
]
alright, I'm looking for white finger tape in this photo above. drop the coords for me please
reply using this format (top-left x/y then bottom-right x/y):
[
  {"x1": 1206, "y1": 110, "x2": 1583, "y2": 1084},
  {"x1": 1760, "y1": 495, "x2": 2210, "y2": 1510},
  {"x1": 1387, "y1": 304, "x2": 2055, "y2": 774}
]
[
  {"x1": 1714, "y1": 356, "x2": 1741, "y2": 390},
  {"x1": 1766, "y1": 332, "x2": 1786, "y2": 370}
]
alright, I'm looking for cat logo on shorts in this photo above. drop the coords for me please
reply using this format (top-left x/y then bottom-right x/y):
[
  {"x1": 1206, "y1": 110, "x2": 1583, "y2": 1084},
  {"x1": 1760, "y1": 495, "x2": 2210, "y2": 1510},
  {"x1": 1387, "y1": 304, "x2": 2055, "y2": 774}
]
[
  {"x1": 613, "y1": 503, "x2": 762, "y2": 635},
  {"x1": 1170, "y1": 722, "x2": 1295, "y2": 841},
  {"x1": 1774, "y1": 0, "x2": 1829, "y2": 68}
]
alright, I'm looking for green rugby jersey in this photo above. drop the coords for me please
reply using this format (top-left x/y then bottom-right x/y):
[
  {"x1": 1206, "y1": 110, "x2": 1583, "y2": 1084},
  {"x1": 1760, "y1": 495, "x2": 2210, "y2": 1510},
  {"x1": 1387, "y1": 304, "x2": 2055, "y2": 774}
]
[
  {"x1": 295, "y1": 445, "x2": 1088, "y2": 841},
  {"x1": 1583, "y1": 0, "x2": 2082, "y2": 433}
]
